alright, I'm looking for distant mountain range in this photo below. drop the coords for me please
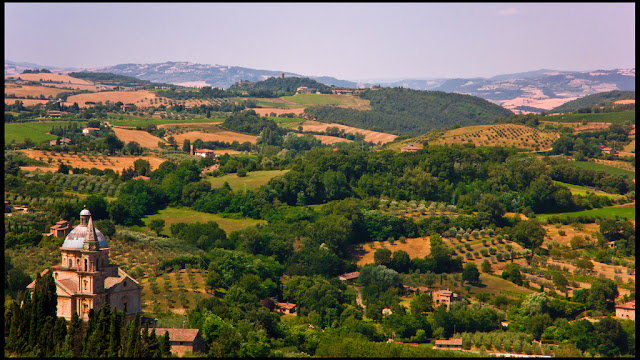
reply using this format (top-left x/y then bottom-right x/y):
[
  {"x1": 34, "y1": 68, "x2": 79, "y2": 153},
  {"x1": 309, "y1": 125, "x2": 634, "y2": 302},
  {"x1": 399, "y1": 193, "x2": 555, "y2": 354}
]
[{"x1": 4, "y1": 60, "x2": 635, "y2": 113}]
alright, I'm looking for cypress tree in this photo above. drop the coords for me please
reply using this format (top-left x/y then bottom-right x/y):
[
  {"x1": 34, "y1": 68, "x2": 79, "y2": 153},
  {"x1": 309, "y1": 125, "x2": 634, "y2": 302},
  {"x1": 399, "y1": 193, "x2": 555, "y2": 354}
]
[
  {"x1": 7, "y1": 301, "x2": 23, "y2": 353},
  {"x1": 64, "y1": 311, "x2": 83, "y2": 357},
  {"x1": 159, "y1": 330, "x2": 171, "y2": 357},
  {"x1": 52, "y1": 316, "x2": 68, "y2": 357},
  {"x1": 108, "y1": 307, "x2": 123, "y2": 357},
  {"x1": 39, "y1": 316, "x2": 55, "y2": 357},
  {"x1": 147, "y1": 327, "x2": 160, "y2": 358},
  {"x1": 82, "y1": 308, "x2": 97, "y2": 357}
]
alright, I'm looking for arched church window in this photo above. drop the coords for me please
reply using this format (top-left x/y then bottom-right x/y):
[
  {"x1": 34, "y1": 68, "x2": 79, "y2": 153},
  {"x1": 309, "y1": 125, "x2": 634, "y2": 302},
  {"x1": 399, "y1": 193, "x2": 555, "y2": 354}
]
[{"x1": 69, "y1": 259, "x2": 73, "y2": 268}]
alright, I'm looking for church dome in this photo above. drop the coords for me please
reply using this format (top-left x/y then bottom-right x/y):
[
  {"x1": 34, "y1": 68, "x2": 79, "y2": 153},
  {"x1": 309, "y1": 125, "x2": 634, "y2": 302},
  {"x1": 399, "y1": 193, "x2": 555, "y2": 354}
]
[
  {"x1": 61, "y1": 207, "x2": 108, "y2": 249},
  {"x1": 62, "y1": 225, "x2": 108, "y2": 249}
]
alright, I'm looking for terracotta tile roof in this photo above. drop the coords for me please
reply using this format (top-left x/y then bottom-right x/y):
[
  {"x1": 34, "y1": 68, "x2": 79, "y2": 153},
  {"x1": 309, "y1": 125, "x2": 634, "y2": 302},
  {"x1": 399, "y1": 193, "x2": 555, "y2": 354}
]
[
  {"x1": 616, "y1": 301, "x2": 635, "y2": 310},
  {"x1": 435, "y1": 338, "x2": 462, "y2": 346},
  {"x1": 277, "y1": 302, "x2": 297, "y2": 310},
  {"x1": 338, "y1": 271, "x2": 360, "y2": 280},
  {"x1": 150, "y1": 328, "x2": 201, "y2": 342},
  {"x1": 58, "y1": 278, "x2": 78, "y2": 294}
]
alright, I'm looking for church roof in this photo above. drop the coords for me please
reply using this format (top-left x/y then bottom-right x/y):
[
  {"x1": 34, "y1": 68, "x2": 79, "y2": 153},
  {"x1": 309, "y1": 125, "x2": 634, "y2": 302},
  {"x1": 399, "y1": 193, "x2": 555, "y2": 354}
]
[
  {"x1": 61, "y1": 207, "x2": 108, "y2": 249},
  {"x1": 62, "y1": 225, "x2": 108, "y2": 249}
]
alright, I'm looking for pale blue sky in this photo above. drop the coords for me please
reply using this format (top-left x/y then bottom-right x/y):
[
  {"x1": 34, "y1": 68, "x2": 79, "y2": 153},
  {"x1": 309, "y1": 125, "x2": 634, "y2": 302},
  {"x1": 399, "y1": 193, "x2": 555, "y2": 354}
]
[{"x1": 4, "y1": 2, "x2": 635, "y2": 81}]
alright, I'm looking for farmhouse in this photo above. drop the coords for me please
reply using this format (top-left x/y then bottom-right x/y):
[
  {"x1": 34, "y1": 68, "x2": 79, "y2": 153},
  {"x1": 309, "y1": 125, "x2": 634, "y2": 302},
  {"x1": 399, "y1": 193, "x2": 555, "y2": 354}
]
[
  {"x1": 47, "y1": 110, "x2": 62, "y2": 118},
  {"x1": 433, "y1": 338, "x2": 463, "y2": 350},
  {"x1": 338, "y1": 271, "x2": 360, "y2": 282},
  {"x1": 26, "y1": 206, "x2": 142, "y2": 321},
  {"x1": 615, "y1": 301, "x2": 635, "y2": 321},
  {"x1": 331, "y1": 89, "x2": 354, "y2": 95},
  {"x1": 82, "y1": 127, "x2": 100, "y2": 135},
  {"x1": 433, "y1": 289, "x2": 461, "y2": 309},
  {"x1": 148, "y1": 328, "x2": 205, "y2": 357},
  {"x1": 122, "y1": 103, "x2": 136, "y2": 112},
  {"x1": 49, "y1": 219, "x2": 73, "y2": 238},
  {"x1": 193, "y1": 148, "x2": 216, "y2": 158},
  {"x1": 276, "y1": 302, "x2": 297, "y2": 315},
  {"x1": 296, "y1": 86, "x2": 312, "y2": 94},
  {"x1": 401, "y1": 144, "x2": 420, "y2": 152},
  {"x1": 50, "y1": 138, "x2": 72, "y2": 146}
]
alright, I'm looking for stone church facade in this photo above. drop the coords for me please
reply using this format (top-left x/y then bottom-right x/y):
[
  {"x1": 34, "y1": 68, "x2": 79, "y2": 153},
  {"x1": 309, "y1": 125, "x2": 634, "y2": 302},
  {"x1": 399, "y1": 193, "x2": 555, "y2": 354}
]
[{"x1": 27, "y1": 207, "x2": 142, "y2": 321}]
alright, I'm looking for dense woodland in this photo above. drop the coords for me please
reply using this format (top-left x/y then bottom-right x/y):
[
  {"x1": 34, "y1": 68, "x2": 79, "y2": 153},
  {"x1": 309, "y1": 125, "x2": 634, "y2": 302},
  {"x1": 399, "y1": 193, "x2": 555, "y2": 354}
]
[{"x1": 304, "y1": 87, "x2": 514, "y2": 136}]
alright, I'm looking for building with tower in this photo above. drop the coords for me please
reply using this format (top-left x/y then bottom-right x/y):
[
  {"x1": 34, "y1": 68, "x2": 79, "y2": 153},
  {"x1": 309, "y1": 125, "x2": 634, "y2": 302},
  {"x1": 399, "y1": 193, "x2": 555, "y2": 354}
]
[{"x1": 26, "y1": 206, "x2": 142, "y2": 321}]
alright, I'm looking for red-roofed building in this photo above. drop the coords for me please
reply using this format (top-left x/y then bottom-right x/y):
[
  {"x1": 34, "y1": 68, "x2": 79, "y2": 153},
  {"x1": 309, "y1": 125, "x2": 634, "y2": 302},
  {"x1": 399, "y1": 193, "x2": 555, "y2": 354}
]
[
  {"x1": 50, "y1": 219, "x2": 73, "y2": 238},
  {"x1": 401, "y1": 144, "x2": 420, "y2": 152},
  {"x1": 615, "y1": 301, "x2": 635, "y2": 321},
  {"x1": 148, "y1": 328, "x2": 205, "y2": 356},
  {"x1": 276, "y1": 302, "x2": 297, "y2": 315},
  {"x1": 338, "y1": 271, "x2": 360, "y2": 282},
  {"x1": 433, "y1": 289, "x2": 461, "y2": 309},
  {"x1": 434, "y1": 338, "x2": 462, "y2": 350},
  {"x1": 82, "y1": 127, "x2": 100, "y2": 135},
  {"x1": 194, "y1": 148, "x2": 216, "y2": 158}
]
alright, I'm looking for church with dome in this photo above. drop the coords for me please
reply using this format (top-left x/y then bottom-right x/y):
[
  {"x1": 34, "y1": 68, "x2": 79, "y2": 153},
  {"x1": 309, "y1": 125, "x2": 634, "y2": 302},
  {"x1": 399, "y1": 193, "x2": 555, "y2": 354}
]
[{"x1": 27, "y1": 206, "x2": 142, "y2": 321}]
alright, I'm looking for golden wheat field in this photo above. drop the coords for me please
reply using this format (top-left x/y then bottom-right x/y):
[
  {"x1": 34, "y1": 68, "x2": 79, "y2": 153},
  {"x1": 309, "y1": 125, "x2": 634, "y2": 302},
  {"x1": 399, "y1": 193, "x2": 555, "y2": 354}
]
[
  {"x1": 111, "y1": 127, "x2": 166, "y2": 149},
  {"x1": 64, "y1": 90, "x2": 157, "y2": 108},
  {"x1": 5, "y1": 84, "x2": 71, "y2": 98},
  {"x1": 19, "y1": 149, "x2": 166, "y2": 173},
  {"x1": 251, "y1": 107, "x2": 306, "y2": 116},
  {"x1": 299, "y1": 120, "x2": 397, "y2": 144},
  {"x1": 300, "y1": 133, "x2": 353, "y2": 144},
  {"x1": 4, "y1": 98, "x2": 50, "y2": 106},
  {"x1": 169, "y1": 130, "x2": 257, "y2": 145},
  {"x1": 6, "y1": 73, "x2": 93, "y2": 85}
]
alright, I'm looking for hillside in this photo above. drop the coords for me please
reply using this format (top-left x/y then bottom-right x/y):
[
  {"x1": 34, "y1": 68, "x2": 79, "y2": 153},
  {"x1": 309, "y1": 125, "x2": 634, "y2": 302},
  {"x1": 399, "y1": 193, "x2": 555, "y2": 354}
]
[
  {"x1": 550, "y1": 90, "x2": 635, "y2": 113},
  {"x1": 304, "y1": 87, "x2": 514, "y2": 136},
  {"x1": 229, "y1": 76, "x2": 333, "y2": 94},
  {"x1": 68, "y1": 71, "x2": 172, "y2": 88}
]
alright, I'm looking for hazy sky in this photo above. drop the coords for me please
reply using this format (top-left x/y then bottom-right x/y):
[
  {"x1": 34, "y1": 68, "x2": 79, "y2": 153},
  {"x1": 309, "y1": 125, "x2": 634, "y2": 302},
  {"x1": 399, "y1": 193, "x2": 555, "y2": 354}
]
[{"x1": 5, "y1": 2, "x2": 635, "y2": 81}]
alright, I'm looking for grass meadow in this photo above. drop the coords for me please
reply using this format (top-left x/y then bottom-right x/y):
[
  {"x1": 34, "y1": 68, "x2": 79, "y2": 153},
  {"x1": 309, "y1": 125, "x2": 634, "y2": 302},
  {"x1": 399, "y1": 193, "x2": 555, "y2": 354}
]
[
  {"x1": 536, "y1": 205, "x2": 635, "y2": 221},
  {"x1": 207, "y1": 169, "x2": 289, "y2": 192},
  {"x1": 142, "y1": 206, "x2": 265, "y2": 236},
  {"x1": 5, "y1": 121, "x2": 87, "y2": 144},
  {"x1": 543, "y1": 111, "x2": 635, "y2": 124},
  {"x1": 567, "y1": 161, "x2": 635, "y2": 178},
  {"x1": 282, "y1": 93, "x2": 365, "y2": 107},
  {"x1": 552, "y1": 181, "x2": 625, "y2": 199}
]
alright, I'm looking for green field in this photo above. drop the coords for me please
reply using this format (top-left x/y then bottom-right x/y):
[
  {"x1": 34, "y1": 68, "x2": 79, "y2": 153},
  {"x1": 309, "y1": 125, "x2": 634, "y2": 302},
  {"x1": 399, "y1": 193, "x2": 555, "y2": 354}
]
[
  {"x1": 109, "y1": 117, "x2": 225, "y2": 127},
  {"x1": 207, "y1": 170, "x2": 289, "y2": 192},
  {"x1": 552, "y1": 181, "x2": 624, "y2": 199},
  {"x1": 254, "y1": 100, "x2": 301, "y2": 108},
  {"x1": 567, "y1": 161, "x2": 635, "y2": 178},
  {"x1": 142, "y1": 206, "x2": 265, "y2": 236},
  {"x1": 536, "y1": 205, "x2": 635, "y2": 221},
  {"x1": 542, "y1": 111, "x2": 635, "y2": 124},
  {"x1": 5, "y1": 121, "x2": 88, "y2": 144},
  {"x1": 282, "y1": 93, "x2": 363, "y2": 107}
]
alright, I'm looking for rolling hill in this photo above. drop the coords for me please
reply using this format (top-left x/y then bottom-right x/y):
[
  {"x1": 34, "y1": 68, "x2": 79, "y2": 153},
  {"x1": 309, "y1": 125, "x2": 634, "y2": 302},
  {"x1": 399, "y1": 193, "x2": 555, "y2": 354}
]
[{"x1": 549, "y1": 90, "x2": 635, "y2": 113}]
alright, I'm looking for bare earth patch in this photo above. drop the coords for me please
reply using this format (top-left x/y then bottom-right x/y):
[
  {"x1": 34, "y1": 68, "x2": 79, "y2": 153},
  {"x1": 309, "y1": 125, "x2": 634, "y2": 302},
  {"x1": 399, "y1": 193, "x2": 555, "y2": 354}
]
[
  {"x1": 19, "y1": 149, "x2": 166, "y2": 173},
  {"x1": 251, "y1": 107, "x2": 306, "y2": 116},
  {"x1": 170, "y1": 130, "x2": 257, "y2": 145},
  {"x1": 300, "y1": 120, "x2": 397, "y2": 145},
  {"x1": 357, "y1": 237, "x2": 431, "y2": 266}
]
